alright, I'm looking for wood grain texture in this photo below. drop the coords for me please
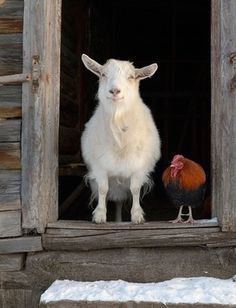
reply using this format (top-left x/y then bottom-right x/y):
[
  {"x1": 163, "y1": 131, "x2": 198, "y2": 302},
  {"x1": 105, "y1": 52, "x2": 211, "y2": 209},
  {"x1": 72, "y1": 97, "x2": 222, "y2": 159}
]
[
  {"x1": 0, "y1": 143, "x2": 20, "y2": 169},
  {"x1": 0, "y1": 0, "x2": 23, "y2": 35},
  {"x1": 0, "y1": 236, "x2": 42, "y2": 254},
  {"x1": 0, "y1": 85, "x2": 22, "y2": 118},
  {"x1": 0, "y1": 0, "x2": 24, "y2": 18},
  {"x1": 0, "y1": 72, "x2": 29, "y2": 84},
  {"x1": 26, "y1": 248, "x2": 236, "y2": 284},
  {"x1": 0, "y1": 254, "x2": 24, "y2": 271},
  {"x1": 39, "y1": 301, "x2": 233, "y2": 308},
  {"x1": 0, "y1": 18, "x2": 23, "y2": 33},
  {"x1": 0, "y1": 170, "x2": 21, "y2": 211},
  {"x1": 0, "y1": 170, "x2": 20, "y2": 194},
  {"x1": 0, "y1": 33, "x2": 22, "y2": 75},
  {"x1": 0, "y1": 84, "x2": 21, "y2": 102},
  {"x1": 0, "y1": 104, "x2": 21, "y2": 118},
  {"x1": 43, "y1": 228, "x2": 236, "y2": 251},
  {"x1": 0, "y1": 194, "x2": 21, "y2": 211},
  {"x1": 0, "y1": 119, "x2": 21, "y2": 142},
  {"x1": 211, "y1": 0, "x2": 236, "y2": 231},
  {"x1": 0, "y1": 210, "x2": 21, "y2": 237},
  {"x1": 0, "y1": 270, "x2": 32, "y2": 289},
  {"x1": 47, "y1": 219, "x2": 219, "y2": 230},
  {"x1": 22, "y1": 0, "x2": 62, "y2": 233},
  {"x1": 2, "y1": 289, "x2": 34, "y2": 308}
]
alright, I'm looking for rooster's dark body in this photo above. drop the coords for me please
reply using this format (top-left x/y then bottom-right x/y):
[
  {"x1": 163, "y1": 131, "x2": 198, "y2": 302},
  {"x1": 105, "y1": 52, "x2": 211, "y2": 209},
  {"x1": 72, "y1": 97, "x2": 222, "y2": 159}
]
[{"x1": 162, "y1": 154, "x2": 206, "y2": 223}]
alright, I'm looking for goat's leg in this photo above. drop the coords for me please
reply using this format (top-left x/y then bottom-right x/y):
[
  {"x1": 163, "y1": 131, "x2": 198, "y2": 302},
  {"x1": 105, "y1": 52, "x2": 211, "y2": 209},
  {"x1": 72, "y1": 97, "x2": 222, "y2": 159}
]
[
  {"x1": 115, "y1": 202, "x2": 123, "y2": 222},
  {"x1": 92, "y1": 177, "x2": 108, "y2": 223},
  {"x1": 130, "y1": 175, "x2": 145, "y2": 224}
]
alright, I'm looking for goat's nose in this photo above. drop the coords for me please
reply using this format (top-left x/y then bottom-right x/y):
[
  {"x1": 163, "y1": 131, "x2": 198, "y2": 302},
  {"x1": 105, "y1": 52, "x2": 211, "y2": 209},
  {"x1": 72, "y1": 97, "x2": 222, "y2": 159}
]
[{"x1": 109, "y1": 88, "x2": 121, "y2": 95}]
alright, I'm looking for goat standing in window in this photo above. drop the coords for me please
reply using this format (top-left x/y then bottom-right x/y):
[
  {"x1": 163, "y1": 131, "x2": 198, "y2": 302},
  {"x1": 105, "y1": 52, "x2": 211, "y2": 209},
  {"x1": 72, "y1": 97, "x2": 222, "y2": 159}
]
[{"x1": 81, "y1": 54, "x2": 161, "y2": 223}]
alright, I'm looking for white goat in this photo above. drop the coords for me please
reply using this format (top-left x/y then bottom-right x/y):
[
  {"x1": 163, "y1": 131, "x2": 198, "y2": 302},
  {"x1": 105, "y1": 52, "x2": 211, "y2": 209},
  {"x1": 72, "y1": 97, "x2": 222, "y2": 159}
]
[{"x1": 81, "y1": 54, "x2": 161, "y2": 223}]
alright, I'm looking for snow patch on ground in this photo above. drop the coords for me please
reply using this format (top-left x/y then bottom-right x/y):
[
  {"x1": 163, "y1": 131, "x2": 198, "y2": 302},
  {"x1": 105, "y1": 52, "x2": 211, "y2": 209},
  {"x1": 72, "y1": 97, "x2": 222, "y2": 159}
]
[{"x1": 40, "y1": 276, "x2": 236, "y2": 305}]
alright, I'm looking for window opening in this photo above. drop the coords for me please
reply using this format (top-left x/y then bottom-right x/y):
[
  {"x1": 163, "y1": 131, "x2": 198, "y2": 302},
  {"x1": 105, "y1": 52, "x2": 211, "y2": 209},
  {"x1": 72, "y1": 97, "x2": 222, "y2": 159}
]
[{"x1": 59, "y1": 0, "x2": 211, "y2": 222}]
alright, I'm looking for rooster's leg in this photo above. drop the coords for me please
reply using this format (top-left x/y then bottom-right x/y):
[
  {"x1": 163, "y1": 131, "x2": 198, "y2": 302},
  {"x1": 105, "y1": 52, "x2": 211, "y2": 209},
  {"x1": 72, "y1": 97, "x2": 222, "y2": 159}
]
[
  {"x1": 169, "y1": 205, "x2": 184, "y2": 223},
  {"x1": 183, "y1": 206, "x2": 195, "y2": 224}
]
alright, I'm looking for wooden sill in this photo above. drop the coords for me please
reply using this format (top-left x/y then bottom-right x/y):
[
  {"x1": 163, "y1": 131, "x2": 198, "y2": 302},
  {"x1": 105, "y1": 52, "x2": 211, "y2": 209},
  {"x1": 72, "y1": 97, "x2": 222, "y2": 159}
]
[
  {"x1": 47, "y1": 219, "x2": 219, "y2": 230},
  {"x1": 42, "y1": 218, "x2": 236, "y2": 251}
]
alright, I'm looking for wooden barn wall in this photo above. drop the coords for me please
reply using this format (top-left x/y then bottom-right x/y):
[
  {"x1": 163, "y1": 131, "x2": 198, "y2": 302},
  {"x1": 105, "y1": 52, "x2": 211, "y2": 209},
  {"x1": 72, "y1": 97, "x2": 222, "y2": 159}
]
[{"x1": 0, "y1": 0, "x2": 23, "y2": 238}]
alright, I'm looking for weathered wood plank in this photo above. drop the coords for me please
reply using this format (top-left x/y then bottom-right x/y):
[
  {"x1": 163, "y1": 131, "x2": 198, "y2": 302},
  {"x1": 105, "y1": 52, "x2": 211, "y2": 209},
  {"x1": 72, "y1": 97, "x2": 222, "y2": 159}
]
[
  {"x1": 0, "y1": 236, "x2": 42, "y2": 254},
  {"x1": 0, "y1": 103, "x2": 21, "y2": 118},
  {"x1": 0, "y1": 18, "x2": 23, "y2": 33},
  {"x1": 0, "y1": 84, "x2": 21, "y2": 103},
  {"x1": 0, "y1": 73, "x2": 29, "y2": 84},
  {"x1": 0, "y1": 143, "x2": 20, "y2": 169},
  {"x1": 0, "y1": 194, "x2": 21, "y2": 211},
  {"x1": 0, "y1": 32, "x2": 22, "y2": 46},
  {"x1": 0, "y1": 254, "x2": 24, "y2": 271},
  {"x1": 0, "y1": 33, "x2": 22, "y2": 75},
  {"x1": 0, "y1": 119, "x2": 21, "y2": 142},
  {"x1": 212, "y1": 1, "x2": 236, "y2": 231},
  {"x1": 0, "y1": 170, "x2": 21, "y2": 210},
  {"x1": 40, "y1": 300, "x2": 235, "y2": 308},
  {"x1": 0, "y1": 210, "x2": 21, "y2": 237},
  {"x1": 0, "y1": 270, "x2": 32, "y2": 289},
  {"x1": 0, "y1": 85, "x2": 22, "y2": 119},
  {"x1": 47, "y1": 219, "x2": 219, "y2": 230},
  {"x1": 46, "y1": 226, "x2": 221, "y2": 238},
  {"x1": 0, "y1": 84, "x2": 22, "y2": 118},
  {"x1": 22, "y1": 0, "x2": 62, "y2": 233},
  {"x1": 42, "y1": 229, "x2": 236, "y2": 251},
  {"x1": 26, "y1": 248, "x2": 236, "y2": 285},
  {"x1": 0, "y1": 0, "x2": 24, "y2": 18},
  {"x1": 0, "y1": 170, "x2": 20, "y2": 194},
  {"x1": 2, "y1": 289, "x2": 34, "y2": 308}
]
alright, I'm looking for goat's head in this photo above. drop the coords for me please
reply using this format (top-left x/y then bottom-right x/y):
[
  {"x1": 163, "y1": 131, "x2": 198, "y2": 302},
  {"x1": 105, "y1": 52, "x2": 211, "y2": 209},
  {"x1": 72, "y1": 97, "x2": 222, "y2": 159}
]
[{"x1": 81, "y1": 54, "x2": 158, "y2": 112}]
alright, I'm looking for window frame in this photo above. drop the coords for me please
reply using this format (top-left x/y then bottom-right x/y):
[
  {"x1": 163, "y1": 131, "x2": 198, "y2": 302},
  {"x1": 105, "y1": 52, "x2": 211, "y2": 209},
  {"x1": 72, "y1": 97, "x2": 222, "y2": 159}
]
[{"x1": 21, "y1": 0, "x2": 236, "y2": 235}]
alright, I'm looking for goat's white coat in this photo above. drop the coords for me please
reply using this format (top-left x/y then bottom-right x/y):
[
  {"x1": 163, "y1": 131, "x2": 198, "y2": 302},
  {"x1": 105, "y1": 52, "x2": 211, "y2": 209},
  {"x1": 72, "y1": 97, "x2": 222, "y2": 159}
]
[{"x1": 81, "y1": 54, "x2": 161, "y2": 223}]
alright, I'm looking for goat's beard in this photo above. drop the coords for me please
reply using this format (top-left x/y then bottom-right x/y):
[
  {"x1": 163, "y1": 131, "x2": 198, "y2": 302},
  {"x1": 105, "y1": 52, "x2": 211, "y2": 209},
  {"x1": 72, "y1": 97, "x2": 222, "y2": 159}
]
[{"x1": 108, "y1": 102, "x2": 129, "y2": 148}]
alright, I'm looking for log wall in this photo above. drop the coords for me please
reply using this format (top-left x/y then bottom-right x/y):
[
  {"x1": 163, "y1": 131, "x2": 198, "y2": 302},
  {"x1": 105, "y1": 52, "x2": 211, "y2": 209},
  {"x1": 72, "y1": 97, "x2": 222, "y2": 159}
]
[{"x1": 0, "y1": 0, "x2": 22, "y2": 234}]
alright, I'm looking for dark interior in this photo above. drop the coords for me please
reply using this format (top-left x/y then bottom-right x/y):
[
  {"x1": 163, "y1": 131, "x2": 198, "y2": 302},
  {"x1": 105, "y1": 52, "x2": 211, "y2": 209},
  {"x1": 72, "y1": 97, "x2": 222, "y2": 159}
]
[{"x1": 59, "y1": 0, "x2": 211, "y2": 221}]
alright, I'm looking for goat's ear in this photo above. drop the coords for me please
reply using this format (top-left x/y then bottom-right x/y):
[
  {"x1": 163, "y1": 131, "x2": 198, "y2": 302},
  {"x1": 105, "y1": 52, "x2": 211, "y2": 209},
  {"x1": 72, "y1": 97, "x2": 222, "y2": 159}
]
[
  {"x1": 135, "y1": 63, "x2": 158, "y2": 80},
  {"x1": 81, "y1": 54, "x2": 102, "y2": 77}
]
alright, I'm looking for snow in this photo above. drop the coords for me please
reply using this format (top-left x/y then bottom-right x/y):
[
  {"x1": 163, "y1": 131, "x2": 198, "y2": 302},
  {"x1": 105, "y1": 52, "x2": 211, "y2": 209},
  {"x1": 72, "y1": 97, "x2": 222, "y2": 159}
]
[
  {"x1": 196, "y1": 217, "x2": 218, "y2": 224},
  {"x1": 40, "y1": 276, "x2": 236, "y2": 305}
]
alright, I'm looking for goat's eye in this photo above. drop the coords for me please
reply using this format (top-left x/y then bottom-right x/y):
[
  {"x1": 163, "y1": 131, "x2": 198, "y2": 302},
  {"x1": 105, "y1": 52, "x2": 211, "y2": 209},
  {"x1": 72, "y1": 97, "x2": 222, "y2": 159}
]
[
  {"x1": 101, "y1": 73, "x2": 106, "y2": 78},
  {"x1": 128, "y1": 75, "x2": 135, "y2": 80}
]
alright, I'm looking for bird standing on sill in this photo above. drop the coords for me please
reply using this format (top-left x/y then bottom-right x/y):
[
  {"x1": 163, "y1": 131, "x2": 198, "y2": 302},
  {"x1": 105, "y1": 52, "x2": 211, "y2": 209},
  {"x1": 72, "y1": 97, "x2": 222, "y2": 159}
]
[{"x1": 162, "y1": 154, "x2": 206, "y2": 223}]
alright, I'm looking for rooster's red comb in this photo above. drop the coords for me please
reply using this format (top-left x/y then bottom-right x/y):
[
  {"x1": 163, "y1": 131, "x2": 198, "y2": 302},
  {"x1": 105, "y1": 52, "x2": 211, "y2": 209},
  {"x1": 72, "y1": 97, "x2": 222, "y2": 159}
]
[{"x1": 171, "y1": 154, "x2": 185, "y2": 164}]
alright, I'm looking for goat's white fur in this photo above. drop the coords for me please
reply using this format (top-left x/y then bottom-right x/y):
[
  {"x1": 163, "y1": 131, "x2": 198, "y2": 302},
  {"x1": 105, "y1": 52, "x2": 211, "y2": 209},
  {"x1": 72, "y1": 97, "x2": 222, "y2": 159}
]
[{"x1": 81, "y1": 54, "x2": 161, "y2": 223}]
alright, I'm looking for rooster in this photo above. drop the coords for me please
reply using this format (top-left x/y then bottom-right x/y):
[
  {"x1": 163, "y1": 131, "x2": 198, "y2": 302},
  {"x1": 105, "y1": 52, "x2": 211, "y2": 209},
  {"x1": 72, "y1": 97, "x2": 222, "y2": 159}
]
[{"x1": 162, "y1": 154, "x2": 206, "y2": 223}]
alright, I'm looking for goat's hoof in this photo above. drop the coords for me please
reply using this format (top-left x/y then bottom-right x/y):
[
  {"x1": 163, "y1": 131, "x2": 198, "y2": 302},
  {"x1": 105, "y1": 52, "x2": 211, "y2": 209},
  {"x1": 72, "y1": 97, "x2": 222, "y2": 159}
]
[
  {"x1": 131, "y1": 212, "x2": 145, "y2": 224},
  {"x1": 92, "y1": 208, "x2": 107, "y2": 224}
]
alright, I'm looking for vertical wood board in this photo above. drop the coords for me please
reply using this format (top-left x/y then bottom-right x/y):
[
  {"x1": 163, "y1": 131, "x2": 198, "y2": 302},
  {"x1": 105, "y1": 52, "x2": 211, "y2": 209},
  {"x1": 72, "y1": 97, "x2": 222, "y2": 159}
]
[
  {"x1": 211, "y1": 0, "x2": 236, "y2": 231},
  {"x1": 22, "y1": 0, "x2": 62, "y2": 232}
]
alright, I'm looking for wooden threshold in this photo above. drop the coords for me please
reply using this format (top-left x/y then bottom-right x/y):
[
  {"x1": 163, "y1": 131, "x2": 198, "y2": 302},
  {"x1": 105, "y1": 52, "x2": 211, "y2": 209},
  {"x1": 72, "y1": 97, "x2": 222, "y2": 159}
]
[
  {"x1": 47, "y1": 219, "x2": 219, "y2": 230},
  {"x1": 42, "y1": 219, "x2": 236, "y2": 251}
]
